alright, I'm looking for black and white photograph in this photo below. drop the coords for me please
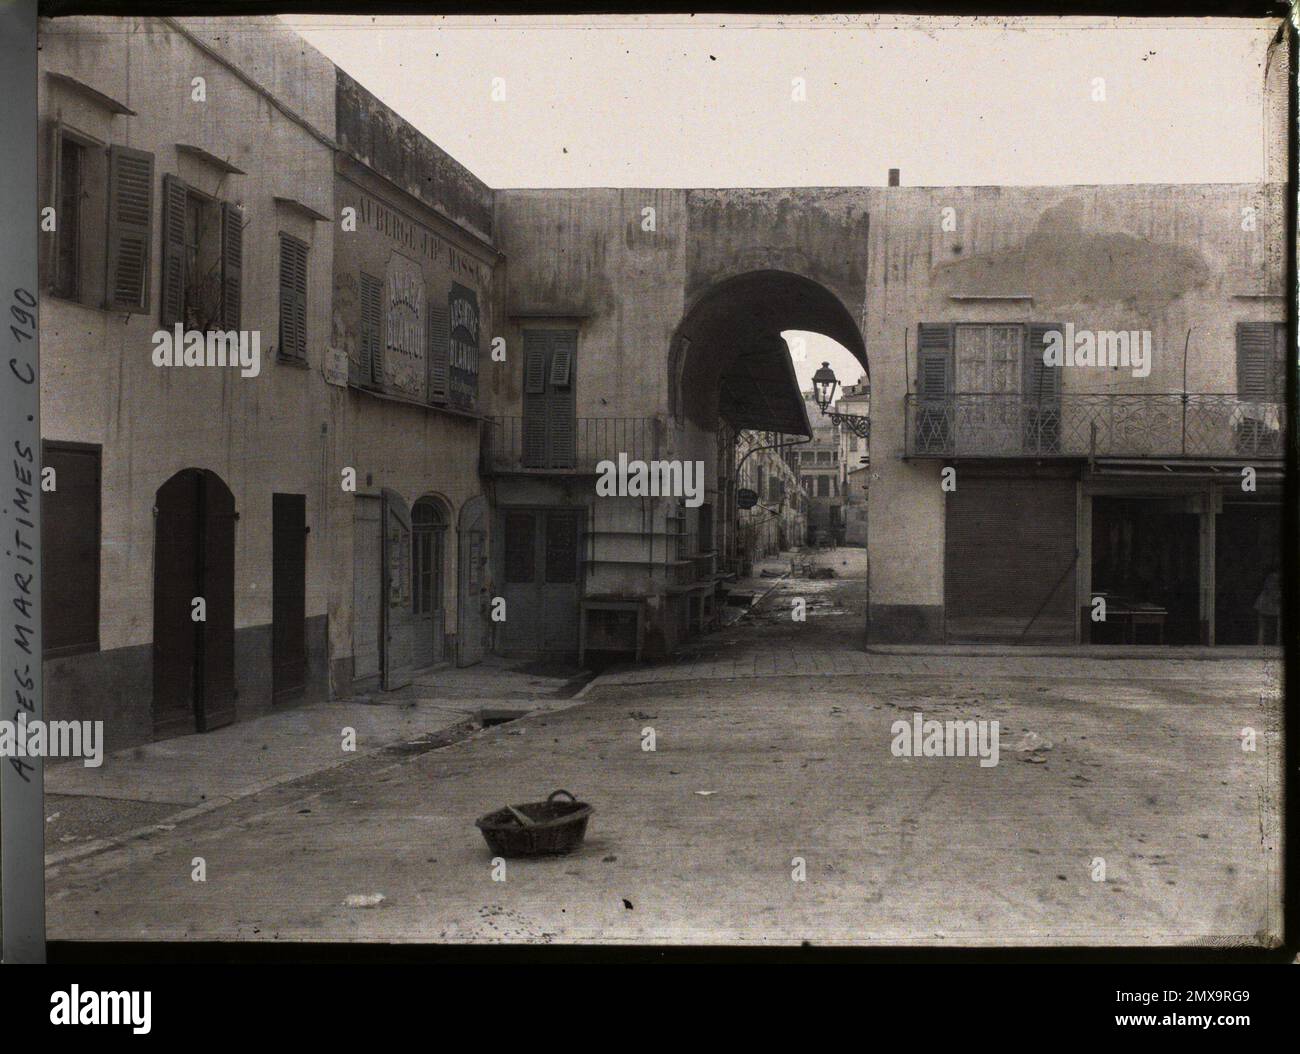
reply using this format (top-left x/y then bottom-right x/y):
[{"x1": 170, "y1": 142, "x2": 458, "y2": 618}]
[{"x1": 0, "y1": 0, "x2": 1295, "y2": 997}]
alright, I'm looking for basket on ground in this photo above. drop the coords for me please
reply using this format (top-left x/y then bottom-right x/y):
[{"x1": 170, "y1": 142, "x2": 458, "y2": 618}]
[{"x1": 475, "y1": 789, "x2": 592, "y2": 857}]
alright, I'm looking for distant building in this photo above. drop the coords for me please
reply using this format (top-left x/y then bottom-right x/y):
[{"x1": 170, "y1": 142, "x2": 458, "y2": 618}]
[{"x1": 835, "y1": 382, "x2": 870, "y2": 546}]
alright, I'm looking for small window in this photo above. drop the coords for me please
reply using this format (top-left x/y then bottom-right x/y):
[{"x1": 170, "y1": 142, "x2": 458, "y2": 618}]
[{"x1": 161, "y1": 176, "x2": 240, "y2": 331}]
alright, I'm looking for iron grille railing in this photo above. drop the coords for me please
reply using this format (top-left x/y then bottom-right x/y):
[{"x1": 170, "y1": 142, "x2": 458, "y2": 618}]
[
  {"x1": 483, "y1": 416, "x2": 663, "y2": 473},
  {"x1": 904, "y1": 393, "x2": 1285, "y2": 459}
]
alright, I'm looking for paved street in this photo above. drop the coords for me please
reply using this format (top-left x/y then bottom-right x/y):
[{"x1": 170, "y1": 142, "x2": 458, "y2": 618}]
[{"x1": 44, "y1": 549, "x2": 1282, "y2": 946}]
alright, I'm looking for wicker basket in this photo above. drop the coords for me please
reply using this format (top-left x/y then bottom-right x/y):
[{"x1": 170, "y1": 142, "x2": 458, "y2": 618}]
[{"x1": 475, "y1": 789, "x2": 593, "y2": 858}]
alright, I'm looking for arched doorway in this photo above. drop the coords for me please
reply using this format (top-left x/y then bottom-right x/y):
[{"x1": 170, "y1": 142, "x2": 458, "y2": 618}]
[
  {"x1": 152, "y1": 468, "x2": 236, "y2": 736},
  {"x1": 411, "y1": 495, "x2": 450, "y2": 668}
]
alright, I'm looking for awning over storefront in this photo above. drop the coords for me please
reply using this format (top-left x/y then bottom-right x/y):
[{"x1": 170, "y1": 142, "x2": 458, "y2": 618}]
[{"x1": 1088, "y1": 458, "x2": 1285, "y2": 481}]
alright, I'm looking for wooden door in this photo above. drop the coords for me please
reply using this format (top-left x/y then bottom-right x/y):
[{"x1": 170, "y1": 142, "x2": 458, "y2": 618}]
[
  {"x1": 457, "y1": 495, "x2": 488, "y2": 667},
  {"x1": 381, "y1": 489, "x2": 413, "y2": 690},
  {"x1": 272, "y1": 493, "x2": 307, "y2": 698}
]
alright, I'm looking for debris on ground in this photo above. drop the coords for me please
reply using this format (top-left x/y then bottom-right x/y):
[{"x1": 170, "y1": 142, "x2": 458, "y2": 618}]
[
  {"x1": 694, "y1": 790, "x2": 717, "y2": 797},
  {"x1": 345, "y1": 893, "x2": 385, "y2": 908},
  {"x1": 1015, "y1": 731, "x2": 1053, "y2": 753}
]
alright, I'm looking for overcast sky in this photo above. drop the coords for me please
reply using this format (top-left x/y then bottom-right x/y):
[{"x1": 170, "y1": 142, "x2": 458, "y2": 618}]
[
  {"x1": 287, "y1": 14, "x2": 1278, "y2": 190},
  {"x1": 285, "y1": 13, "x2": 1281, "y2": 390}
]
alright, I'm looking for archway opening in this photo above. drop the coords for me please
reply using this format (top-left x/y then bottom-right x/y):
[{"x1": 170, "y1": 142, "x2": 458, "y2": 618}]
[{"x1": 668, "y1": 271, "x2": 872, "y2": 651}]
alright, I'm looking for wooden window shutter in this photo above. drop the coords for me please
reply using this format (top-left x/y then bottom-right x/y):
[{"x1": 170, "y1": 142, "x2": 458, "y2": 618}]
[
  {"x1": 522, "y1": 331, "x2": 549, "y2": 467},
  {"x1": 546, "y1": 330, "x2": 578, "y2": 467},
  {"x1": 523, "y1": 330, "x2": 548, "y2": 394},
  {"x1": 106, "y1": 145, "x2": 154, "y2": 313},
  {"x1": 1237, "y1": 322, "x2": 1276, "y2": 399},
  {"x1": 359, "y1": 271, "x2": 383, "y2": 386},
  {"x1": 1273, "y1": 323, "x2": 1288, "y2": 398},
  {"x1": 549, "y1": 341, "x2": 573, "y2": 388},
  {"x1": 160, "y1": 174, "x2": 187, "y2": 326},
  {"x1": 1024, "y1": 323, "x2": 1063, "y2": 403},
  {"x1": 427, "y1": 301, "x2": 449, "y2": 401},
  {"x1": 221, "y1": 203, "x2": 244, "y2": 331},
  {"x1": 278, "y1": 233, "x2": 307, "y2": 360},
  {"x1": 916, "y1": 323, "x2": 953, "y2": 398}
]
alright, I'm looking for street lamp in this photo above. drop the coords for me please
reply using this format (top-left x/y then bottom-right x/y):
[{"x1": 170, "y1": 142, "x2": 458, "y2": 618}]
[
  {"x1": 811, "y1": 361, "x2": 839, "y2": 414},
  {"x1": 809, "y1": 362, "x2": 870, "y2": 439}
]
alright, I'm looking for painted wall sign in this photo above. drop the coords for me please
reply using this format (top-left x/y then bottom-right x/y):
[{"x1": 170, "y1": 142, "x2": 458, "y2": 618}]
[
  {"x1": 324, "y1": 346, "x2": 349, "y2": 387},
  {"x1": 385, "y1": 252, "x2": 426, "y2": 398},
  {"x1": 448, "y1": 281, "x2": 480, "y2": 410}
]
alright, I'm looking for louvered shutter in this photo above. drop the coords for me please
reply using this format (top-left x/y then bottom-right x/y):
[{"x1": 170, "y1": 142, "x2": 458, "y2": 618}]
[
  {"x1": 917, "y1": 324, "x2": 953, "y2": 398},
  {"x1": 1023, "y1": 323, "x2": 1063, "y2": 402},
  {"x1": 278, "y1": 234, "x2": 307, "y2": 360},
  {"x1": 427, "y1": 301, "x2": 449, "y2": 401},
  {"x1": 547, "y1": 330, "x2": 577, "y2": 467},
  {"x1": 916, "y1": 324, "x2": 953, "y2": 454},
  {"x1": 1237, "y1": 322, "x2": 1277, "y2": 399},
  {"x1": 221, "y1": 203, "x2": 244, "y2": 331},
  {"x1": 1272, "y1": 323, "x2": 1288, "y2": 399},
  {"x1": 106, "y1": 145, "x2": 154, "y2": 313},
  {"x1": 549, "y1": 341, "x2": 573, "y2": 388},
  {"x1": 1023, "y1": 323, "x2": 1062, "y2": 453},
  {"x1": 522, "y1": 331, "x2": 549, "y2": 467},
  {"x1": 359, "y1": 272, "x2": 382, "y2": 386},
  {"x1": 160, "y1": 174, "x2": 187, "y2": 326}
]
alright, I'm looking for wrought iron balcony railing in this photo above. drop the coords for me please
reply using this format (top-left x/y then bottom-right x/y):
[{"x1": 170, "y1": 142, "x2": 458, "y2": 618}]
[
  {"x1": 483, "y1": 416, "x2": 664, "y2": 473},
  {"x1": 904, "y1": 393, "x2": 1285, "y2": 460}
]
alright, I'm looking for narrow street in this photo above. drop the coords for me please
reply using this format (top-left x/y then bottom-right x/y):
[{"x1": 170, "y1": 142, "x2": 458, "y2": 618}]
[{"x1": 44, "y1": 548, "x2": 1281, "y2": 946}]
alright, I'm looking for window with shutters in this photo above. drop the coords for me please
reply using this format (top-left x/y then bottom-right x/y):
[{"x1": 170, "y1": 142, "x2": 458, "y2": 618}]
[
  {"x1": 41, "y1": 442, "x2": 101, "y2": 658},
  {"x1": 1236, "y1": 322, "x2": 1287, "y2": 400},
  {"x1": 160, "y1": 175, "x2": 242, "y2": 331},
  {"x1": 358, "y1": 271, "x2": 384, "y2": 388},
  {"x1": 46, "y1": 131, "x2": 144, "y2": 312},
  {"x1": 1234, "y1": 321, "x2": 1286, "y2": 455},
  {"x1": 278, "y1": 233, "x2": 309, "y2": 362},
  {"x1": 522, "y1": 329, "x2": 578, "y2": 469}
]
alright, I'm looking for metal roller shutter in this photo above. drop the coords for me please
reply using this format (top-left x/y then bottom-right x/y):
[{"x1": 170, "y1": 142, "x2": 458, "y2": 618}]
[{"x1": 944, "y1": 473, "x2": 1077, "y2": 643}]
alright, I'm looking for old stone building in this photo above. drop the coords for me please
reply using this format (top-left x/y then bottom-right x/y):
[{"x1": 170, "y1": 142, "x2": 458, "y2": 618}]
[
  {"x1": 39, "y1": 16, "x2": 339, "y2": 749},
  {"x1": 37, "y1": 16, "x2": 1287, "y2": 749}
]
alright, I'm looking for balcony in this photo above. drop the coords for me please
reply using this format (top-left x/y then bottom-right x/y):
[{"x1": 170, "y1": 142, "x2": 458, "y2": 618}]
[
  {"x1": 904, "y1": 393, "x2": 1285, "y2": 460},
  {"x1": 482, "y1": 416, "x2": 663, "y2": 474}
]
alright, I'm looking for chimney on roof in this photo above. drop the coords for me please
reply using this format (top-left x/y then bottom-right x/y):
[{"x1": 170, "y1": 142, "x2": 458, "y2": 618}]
[{"x1": 888, "y1": 168, "x2": 900, "y2": 187}]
